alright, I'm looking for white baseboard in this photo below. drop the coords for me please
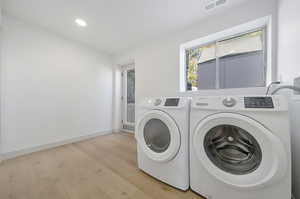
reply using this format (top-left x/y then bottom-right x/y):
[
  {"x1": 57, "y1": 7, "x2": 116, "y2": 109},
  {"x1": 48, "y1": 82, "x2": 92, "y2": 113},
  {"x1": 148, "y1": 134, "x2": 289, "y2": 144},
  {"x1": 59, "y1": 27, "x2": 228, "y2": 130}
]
[
  {"x1": 112, "y1": 129, "x2": 122, "y2": 133},
  {"x1": 2, "y1": 130, "x2": 113, "y2": 160}
]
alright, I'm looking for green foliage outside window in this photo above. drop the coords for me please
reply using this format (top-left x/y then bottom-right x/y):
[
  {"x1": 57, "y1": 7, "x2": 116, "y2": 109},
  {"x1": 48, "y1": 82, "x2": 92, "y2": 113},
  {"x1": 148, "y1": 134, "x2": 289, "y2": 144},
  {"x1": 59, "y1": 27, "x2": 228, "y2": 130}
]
[{"x1": 186, "y1": 48, "x2": 201, "y2": 88}]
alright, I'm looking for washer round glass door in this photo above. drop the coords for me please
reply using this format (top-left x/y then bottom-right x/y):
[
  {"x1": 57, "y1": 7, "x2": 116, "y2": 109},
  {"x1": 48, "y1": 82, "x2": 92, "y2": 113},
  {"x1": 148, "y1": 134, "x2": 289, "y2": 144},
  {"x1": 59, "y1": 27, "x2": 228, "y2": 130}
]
[
  {"x1": 193, "y1": 113, "x2": 287, "y2": 189},
  {"x1": 204, "y1": 124, "x2": 262, "y2": 175},
  {"x1": 136, "y1": 110, "x2": 181, "y2": 162}
]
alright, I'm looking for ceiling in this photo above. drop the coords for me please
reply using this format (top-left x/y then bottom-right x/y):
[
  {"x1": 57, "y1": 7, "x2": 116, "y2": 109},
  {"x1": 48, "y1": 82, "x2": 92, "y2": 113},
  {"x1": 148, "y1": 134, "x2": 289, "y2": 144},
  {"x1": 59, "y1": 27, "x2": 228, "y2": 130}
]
[{"x1": 3, "y1": 0, "x2": 247, "y2": 55}]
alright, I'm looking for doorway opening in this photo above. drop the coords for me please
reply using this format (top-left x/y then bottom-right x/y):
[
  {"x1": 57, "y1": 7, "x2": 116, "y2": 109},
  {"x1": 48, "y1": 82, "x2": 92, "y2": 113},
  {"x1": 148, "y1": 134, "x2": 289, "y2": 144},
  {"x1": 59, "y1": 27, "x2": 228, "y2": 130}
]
[{"x1": 121, "y1": 64, "x2": 135, "y2": 133}]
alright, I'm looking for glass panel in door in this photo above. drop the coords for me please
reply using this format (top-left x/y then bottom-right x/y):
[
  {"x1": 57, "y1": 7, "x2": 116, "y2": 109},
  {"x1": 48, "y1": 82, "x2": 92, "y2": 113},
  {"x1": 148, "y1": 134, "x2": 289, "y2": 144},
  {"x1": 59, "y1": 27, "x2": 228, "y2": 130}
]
[
  {"x1": 126, "y1": 69, "x2": 135, "y2": 123},
  {"x1": 122, "y1": 65, "x2": 135, "y2": 132}
]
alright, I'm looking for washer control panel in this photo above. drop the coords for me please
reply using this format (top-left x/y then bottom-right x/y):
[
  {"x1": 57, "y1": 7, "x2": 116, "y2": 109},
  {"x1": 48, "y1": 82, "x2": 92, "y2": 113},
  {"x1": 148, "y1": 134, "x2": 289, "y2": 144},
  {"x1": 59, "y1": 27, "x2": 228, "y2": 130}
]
[
  {"x1": 192, "y1": 96, "x2": 287, "y2": 111},
  {"x1": 244, "y1": 97, "x2": 274, "y2": 108}
]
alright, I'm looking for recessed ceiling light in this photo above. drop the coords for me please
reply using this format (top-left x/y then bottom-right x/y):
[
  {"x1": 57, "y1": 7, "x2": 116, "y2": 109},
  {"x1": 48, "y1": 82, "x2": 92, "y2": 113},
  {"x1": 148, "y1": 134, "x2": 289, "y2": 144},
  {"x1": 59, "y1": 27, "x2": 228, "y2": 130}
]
[{"x1": 75, "y1": 18, "x2": 87, "y2": 27}]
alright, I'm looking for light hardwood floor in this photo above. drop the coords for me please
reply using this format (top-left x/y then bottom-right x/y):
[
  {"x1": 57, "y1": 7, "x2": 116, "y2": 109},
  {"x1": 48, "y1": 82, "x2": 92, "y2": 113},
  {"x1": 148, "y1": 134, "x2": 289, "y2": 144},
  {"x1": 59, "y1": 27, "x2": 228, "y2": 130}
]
[{"x1": 0, "y1": 133, "x2": 203, "y2": 199}]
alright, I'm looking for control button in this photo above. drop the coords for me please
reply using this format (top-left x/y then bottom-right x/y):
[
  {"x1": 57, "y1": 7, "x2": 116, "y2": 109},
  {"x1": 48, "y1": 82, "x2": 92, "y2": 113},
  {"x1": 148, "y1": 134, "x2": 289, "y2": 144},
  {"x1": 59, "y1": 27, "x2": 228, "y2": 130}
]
[
  {"x1": 154, "y1": 99, "x2": 162, "y2": 106},
  {"x1": 223, "y1": 97, "x2": 237, "y2": 107}
]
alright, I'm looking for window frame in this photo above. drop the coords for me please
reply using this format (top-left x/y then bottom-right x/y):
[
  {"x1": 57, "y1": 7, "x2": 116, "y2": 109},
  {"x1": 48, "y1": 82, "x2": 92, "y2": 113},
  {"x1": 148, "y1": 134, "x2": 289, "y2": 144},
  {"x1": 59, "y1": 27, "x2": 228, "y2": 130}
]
[{"x1": 179, "y1": 16, "x2": 272, "y2": 92}]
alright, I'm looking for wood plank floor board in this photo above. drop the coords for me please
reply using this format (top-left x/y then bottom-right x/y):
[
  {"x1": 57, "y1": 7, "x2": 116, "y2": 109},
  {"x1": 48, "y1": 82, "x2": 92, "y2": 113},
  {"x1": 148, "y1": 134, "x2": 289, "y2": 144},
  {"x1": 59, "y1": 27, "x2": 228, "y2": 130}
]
[
  {"x1": 31, "y1": 150, "x2": 71, "y2": 199},
  {"x1": 0, "y1": 133, "x2": 203, "y2": 199},
  {"x1": 74, "y1": 134, "x2": 202, "y2": 199},
  {"x1": 54, "y1": 145, "x2": 136, "y2": 199},
  {"x1": 90, "y1": 136, "x2": 137, "y2": 167}
]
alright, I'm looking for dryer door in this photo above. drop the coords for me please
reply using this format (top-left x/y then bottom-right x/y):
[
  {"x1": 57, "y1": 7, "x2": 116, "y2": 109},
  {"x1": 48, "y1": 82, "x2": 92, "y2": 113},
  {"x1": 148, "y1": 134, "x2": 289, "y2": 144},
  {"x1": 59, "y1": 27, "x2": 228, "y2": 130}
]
[
  {"x1": 136, "y1": 110, "x2": 181, "y2": 162},
  {"x1": 193, "y1": 113, "x2": 287, "y2": 189}
]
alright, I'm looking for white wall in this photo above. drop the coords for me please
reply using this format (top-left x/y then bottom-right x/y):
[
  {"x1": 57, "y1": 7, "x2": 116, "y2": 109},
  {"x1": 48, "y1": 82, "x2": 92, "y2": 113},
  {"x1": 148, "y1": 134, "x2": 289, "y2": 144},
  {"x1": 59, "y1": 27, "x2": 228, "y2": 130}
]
[
  {"x1": 112, "y1": 66, "x2": 122, "y2": 131},
  {"x1": 0, "y1": 5, "x2": 2, "y2": 27},
  {"x1": 277, "y1": 1, "x2": 300, "y2": 198},
  {"x1": 0, "y1": 2, "x2": 2, "y2": 26},
  {"x1": 1, "y1": 15, "x2": 113, "y2": 154},
  {"x1": 0, "y1": 3, "x2": 2, "y2": 159},
  {"x1": 113, "y1": 0, "x2": 278, "y2": 126},
  {"x1": 277, "y1": 0, "x2": 300, "y2": 84}
]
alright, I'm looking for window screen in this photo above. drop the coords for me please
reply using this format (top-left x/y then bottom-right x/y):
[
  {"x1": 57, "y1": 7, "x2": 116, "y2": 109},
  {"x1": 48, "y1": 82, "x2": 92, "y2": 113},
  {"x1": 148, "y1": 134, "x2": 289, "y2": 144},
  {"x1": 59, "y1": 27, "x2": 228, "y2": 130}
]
[{"x1": 185, "y1": 29, "x2": 266, "y2": 91}]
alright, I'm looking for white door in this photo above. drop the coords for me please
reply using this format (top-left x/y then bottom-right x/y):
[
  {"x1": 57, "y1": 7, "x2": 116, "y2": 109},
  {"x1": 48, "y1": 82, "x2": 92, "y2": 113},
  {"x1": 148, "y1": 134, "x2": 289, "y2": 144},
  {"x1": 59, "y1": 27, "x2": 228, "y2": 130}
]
[
  {"x1": 136, "y1": 110, "x2": 181, "y2": 162},
  {"x1": 121, "y1": 64, "x2": 135, "y2": 132},
  {"x1": 193, "y1": 113, "x2": 287, "y2": 189}
]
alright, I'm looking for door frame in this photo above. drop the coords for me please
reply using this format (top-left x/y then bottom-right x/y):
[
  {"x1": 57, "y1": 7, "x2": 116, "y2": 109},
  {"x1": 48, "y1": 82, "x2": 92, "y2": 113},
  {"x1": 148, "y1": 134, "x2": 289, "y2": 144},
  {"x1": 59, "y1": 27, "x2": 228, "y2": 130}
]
[{"x1": 121, "y1": 63, "x2": 135, "y2": 133}]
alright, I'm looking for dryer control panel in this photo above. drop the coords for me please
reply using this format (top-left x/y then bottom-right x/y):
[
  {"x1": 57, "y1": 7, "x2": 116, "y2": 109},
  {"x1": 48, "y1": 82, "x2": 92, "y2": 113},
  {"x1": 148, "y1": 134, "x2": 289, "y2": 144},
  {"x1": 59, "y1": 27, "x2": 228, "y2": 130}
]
[
  {"x1": 244, "y1": 97, "x2": 274, "y2": 109},
  {"x1": 140, "y1": 97, "x2": 190, "y2": 109},
  {"x1": 164, "y1": 98, "x2": 180, "y2": 106}
]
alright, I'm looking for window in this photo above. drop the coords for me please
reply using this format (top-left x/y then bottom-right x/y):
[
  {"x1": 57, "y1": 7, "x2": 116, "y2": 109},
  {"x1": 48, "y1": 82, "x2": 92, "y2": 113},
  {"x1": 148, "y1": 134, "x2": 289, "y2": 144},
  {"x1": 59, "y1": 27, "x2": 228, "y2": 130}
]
[{"x1": 180, "y1": 17, "x2": 272, "y2": 92}]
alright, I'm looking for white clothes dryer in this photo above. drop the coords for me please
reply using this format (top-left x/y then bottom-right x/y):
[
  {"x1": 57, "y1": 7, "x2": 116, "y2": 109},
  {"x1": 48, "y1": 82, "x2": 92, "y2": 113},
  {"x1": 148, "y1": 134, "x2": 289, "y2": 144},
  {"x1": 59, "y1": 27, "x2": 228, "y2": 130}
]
[{"x1": 136, "y1": 97, "x2": 190, "y2": 190}]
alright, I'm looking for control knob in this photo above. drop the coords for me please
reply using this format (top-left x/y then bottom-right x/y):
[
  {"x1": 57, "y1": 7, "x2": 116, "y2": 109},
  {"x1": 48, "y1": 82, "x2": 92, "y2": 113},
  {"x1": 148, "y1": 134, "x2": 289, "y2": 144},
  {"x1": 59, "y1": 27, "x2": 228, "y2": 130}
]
[
  {"x1": 154, "y1": 99, "x2": 162, "y2": 106},
  {"x1": 223, "y1": 97, "x2": 236, "y2": 107}
]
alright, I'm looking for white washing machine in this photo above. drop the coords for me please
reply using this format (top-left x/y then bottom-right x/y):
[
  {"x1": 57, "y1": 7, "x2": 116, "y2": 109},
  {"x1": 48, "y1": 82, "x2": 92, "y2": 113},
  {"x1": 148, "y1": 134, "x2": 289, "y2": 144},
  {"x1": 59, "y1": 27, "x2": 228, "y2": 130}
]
[
  {"x1": 190, "y1": 96, "x2": 291, "y2": 199},
  {"x1": 135, "y1": 97, "x2": 190, "y2": 190}
]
